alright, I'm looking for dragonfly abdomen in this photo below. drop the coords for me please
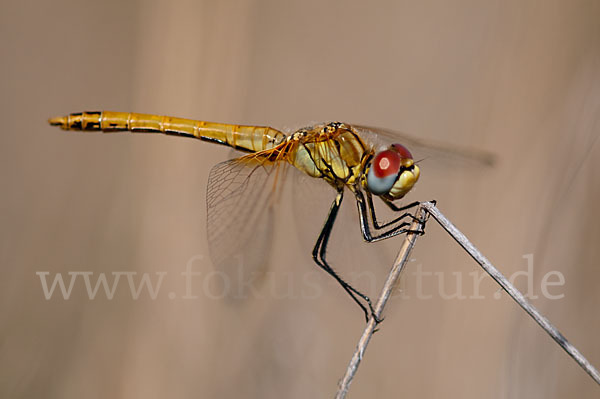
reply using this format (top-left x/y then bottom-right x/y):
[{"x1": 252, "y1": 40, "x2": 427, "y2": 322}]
[{"x1": 48, "y1": 111, "x2": 286, "y2": 152}]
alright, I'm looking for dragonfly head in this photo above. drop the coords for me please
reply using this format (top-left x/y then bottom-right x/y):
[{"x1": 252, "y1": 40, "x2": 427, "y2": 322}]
[{"x1": 365, "y1": 143, "x2": 420, "y2": 200}]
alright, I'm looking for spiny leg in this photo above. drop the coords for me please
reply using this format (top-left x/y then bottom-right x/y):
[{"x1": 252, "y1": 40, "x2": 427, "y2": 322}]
[
  {"x1": 378, "y1": 196, "x2": 433, "y2": 234},
  {"x1": 365, "y1": 192, "x2": 429, "y2": 230},
  {"x1": 312, "y1": 191, "x2": 367, "y2": 317},
  {"x1": 355, "y1": 189, "x2": 426, "y2": 242},
  {"x1": 317, "y1": 207, "x2": 381, "y2": 323},
  {"x1": 312, "y1": 189, "x2": 379, "y2": 322},
  {"x1": 366, "y1": 194, "x2": 420, "y2": 230}
]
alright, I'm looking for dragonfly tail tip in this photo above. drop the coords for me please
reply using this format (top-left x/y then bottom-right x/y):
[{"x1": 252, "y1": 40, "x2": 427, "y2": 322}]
[{"x1": 48, "y1": 115, "x2": 67, "y2": 129}]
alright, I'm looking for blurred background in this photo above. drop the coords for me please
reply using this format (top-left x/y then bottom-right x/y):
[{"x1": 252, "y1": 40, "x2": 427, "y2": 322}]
[{"x1": 1, "y1": 0, "x2": 599, "y2": 398}]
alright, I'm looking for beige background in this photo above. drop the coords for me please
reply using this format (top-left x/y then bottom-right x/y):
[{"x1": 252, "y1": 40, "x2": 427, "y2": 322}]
[{"x1": 1, "y1": 0, "x2": 599, "y2": 398}]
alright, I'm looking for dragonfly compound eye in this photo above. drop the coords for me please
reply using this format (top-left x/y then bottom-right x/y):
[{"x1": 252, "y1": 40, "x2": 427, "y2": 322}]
[
  {"x1": 367, "y1": 144, "x2": 420, "y2": 198},
  {"x1": 366, "y1": 149, "x2": 401, "y2": 195},
  {"x1": 391, "y1": 143, "x2": 413, "y2": 160}
]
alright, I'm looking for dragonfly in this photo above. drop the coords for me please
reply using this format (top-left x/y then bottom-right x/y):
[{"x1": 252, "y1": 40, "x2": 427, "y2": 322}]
[{"x1": 48, "y1": 111, "x2": 490, "y2": 321}]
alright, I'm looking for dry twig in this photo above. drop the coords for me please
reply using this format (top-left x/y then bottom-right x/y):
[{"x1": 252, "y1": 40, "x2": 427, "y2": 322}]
[
  {"x1": 335, "y1": 204, "x2": 427, "y2": 398},
  {"x1": 335, "y1": 201, "x2": 600, "y2": 398},
  {"x1": 422, "y1": 202, "x2": 600, "y2": 385}
]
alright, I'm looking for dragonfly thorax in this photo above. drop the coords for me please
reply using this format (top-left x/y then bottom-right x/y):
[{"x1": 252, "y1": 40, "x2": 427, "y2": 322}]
[{"x1": 288, "y1": 122, "x2": 371, "y2": 188}]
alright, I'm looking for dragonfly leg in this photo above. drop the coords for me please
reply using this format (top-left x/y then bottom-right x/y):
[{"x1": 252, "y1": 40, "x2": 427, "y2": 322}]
[
  {"x1": 382, "y1": 198, "x2": 436, "y2": 212},
  {"x1": 366, "y1": 193, "x2": 421, "y2": 229},
  {"x1": 312, "y1": 189, "x2": 381, "y2": 323},
  {"x1": 355, "y1": 189, "x2": 427, "y2": 243}
]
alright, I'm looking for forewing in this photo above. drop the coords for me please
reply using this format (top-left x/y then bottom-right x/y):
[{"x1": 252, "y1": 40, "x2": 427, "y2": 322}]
[
  {"x1": 206, "y1": 153, "x2": 287, "y2": 296},
  {"x1": 354, "y1": 125, "x2": 496, "y2": 169}
]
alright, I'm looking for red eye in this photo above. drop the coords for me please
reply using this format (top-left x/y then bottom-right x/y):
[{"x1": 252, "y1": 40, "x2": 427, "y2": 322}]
[
  {"x1": 391, "y1": 143, "x2": 413, "y2": 160},
  {"x1": 372, "y1": 149, "x2": 401, "y2": 178}
]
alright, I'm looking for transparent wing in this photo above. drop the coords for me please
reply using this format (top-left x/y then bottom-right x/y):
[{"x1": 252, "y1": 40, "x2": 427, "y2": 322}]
[
  {"x1": 206, "y1": 153, "x2": 288, "y2": 297},
  {"x1": 291, "y1": 167, "x2": 337, "y2": 253},
  {"x1": 354, "y1": 125, "x2": 496, "y2": 168}
]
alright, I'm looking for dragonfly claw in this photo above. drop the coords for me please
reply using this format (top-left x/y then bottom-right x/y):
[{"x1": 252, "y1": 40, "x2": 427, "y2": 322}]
[{"x1": 371, "y1": 313, "x2": 384, "y2": 324}]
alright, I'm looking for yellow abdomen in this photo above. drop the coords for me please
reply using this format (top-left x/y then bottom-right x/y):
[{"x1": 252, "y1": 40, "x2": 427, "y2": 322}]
[{"x1": 48, "y1": 111, "x2": 286, "y2": 153}]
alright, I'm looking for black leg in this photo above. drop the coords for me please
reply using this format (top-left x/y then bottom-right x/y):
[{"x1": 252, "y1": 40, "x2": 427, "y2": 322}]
[
  {"x1": 382, "y1": 198, "x2": 436, "y2": 212},
  {"x1": 354, "y1": 189, "x2": 426, "y2": 243},
  {"x1": 381, "y1": 198, "x2": 421, "y2": 213},
  {"x1": 312, "y1": 189, "x2": 380, "y2": 323},
  {"x1": 366, "y1": 192, "x2": 420, "y2": 229}
]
